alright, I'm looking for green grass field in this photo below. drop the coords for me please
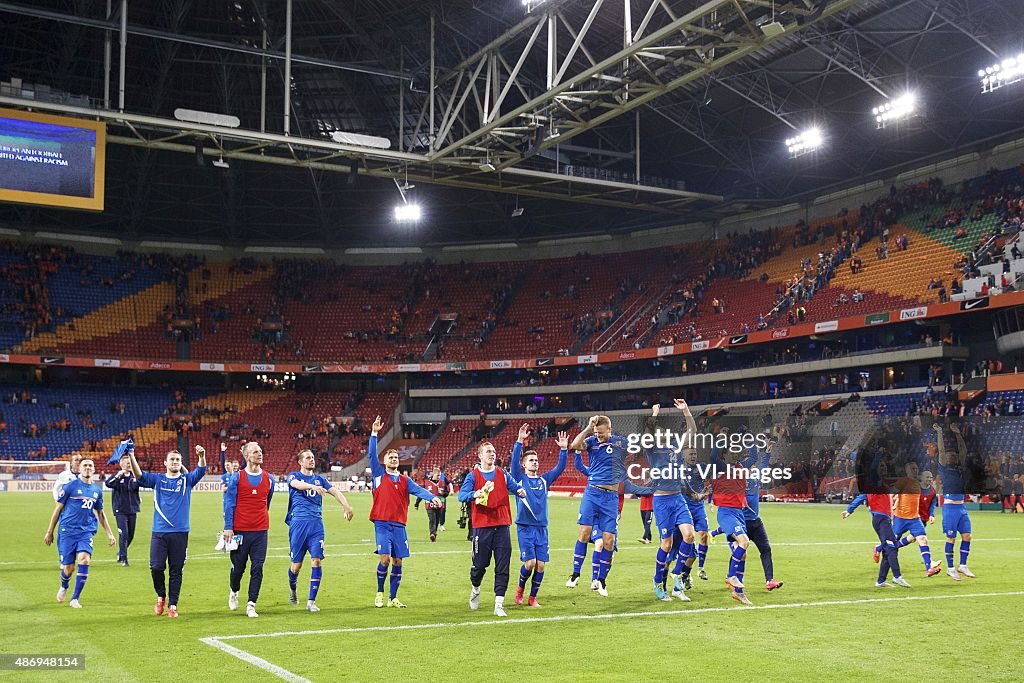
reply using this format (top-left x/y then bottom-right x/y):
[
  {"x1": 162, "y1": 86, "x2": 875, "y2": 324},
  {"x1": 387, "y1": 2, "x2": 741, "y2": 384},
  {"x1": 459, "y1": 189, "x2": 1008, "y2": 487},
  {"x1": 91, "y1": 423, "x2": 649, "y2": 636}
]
[{"x1": 1, "y1": 492, "x2": 1021, "y2": 682}]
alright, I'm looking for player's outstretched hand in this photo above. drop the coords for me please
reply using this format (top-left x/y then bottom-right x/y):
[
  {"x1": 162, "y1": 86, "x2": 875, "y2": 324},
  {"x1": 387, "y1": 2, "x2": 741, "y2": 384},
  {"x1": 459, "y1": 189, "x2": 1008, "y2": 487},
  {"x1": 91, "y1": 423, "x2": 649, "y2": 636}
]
[
  {"x1": 840, "y1": 511, "x2": 850, "y2": 519},
  {"x1": 372, "y1": 416, "x2": 384, "y2": 435},
  {"x1": 343, "y1": 506, "x2": 354, "y2": 521},
  {"x1": 195, "y1": 444, "x2": 206, "y2": 458},
  {"x1": 556, "y1": 431, "x2": 569, "y2": 450},
  {"x1": 43, "y1": 531, "x2": 53, "y2": 546},
  {"x1": 312, "y1": 485, "x2": 327, "y2": 497},
  {"x1": 430, "y1": 497, "x2": 442, "y2": 507},
  {"x1": 518, "y1": 423, "x2": 531, "y2": 442}
]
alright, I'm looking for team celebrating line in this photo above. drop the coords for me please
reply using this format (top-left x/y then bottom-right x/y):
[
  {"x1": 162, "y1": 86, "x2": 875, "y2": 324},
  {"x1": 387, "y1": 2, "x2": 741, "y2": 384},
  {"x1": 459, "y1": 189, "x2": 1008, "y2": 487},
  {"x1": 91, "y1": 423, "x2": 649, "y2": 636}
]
[{"x1": 43, "y1": 406, "x2": 977, "y2": 616}]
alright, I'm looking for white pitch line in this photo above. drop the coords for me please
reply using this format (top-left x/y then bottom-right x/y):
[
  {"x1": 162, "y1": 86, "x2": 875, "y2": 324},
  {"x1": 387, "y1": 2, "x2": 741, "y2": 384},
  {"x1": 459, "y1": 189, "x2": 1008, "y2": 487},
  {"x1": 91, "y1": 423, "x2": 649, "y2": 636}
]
[
  {"x1": 203, "y1": 591, "x2": 1024, "y2": 642},
  {"x1": 6, "y1": 538, "x2": 1023, "y2": 567},
  {"x1": 200, "y1": 637, "x2": 311, "y2": 683}
]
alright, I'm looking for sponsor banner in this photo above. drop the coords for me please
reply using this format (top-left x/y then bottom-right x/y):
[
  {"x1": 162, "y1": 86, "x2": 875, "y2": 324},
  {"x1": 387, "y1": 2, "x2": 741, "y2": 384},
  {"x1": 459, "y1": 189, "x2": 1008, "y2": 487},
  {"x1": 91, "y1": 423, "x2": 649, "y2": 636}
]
[
  {"x1": 191, "y1": 481, "x2": 230, "y2": 493},
  {"x1": 302, "y1": 364, "x2": 325, "y2": 373},
  {"x1": 656, "y1": 345, "x2": 674, "y2": 357},
  {"x1": 350, "y1": 365, "x2": 372, "y2": 373},
  {"x1": 899, "y1": 306, "x2": 928, "y2": 321},
  {"x1": 4, "y1": 480, "x2": 57, "y2": 492},
  {"x1": 691, "y1": 340, "x2": 710, "y2": 351},
  {"x1": 576, "y1": 354, "x2": 598, "y2": 364},
  {"x1": 148, "y1": 362, "x2": 172, "y2": 370},
  {"x1": 445, "y1": 362, "x2": 467, "y2": 371},
  {"x1": 960, "y1": 297, "x2": 989, "y2": 311},
  {"x1": 535, "y1": 358, "x2": 554, "y2": 367},
  {"x1": 771, "y1": 328, "x2": 790, "y2": 339},
  {"x1": 865, "y1": 312, "x2": 891, "y2": 326},
  {"x1": 251, "y1": 363, "x2": 276, "y2": 372},
  {"x1": 94, "y1": 358, "x2": 121, "y2": 368},
  {"x1": 618, "y1": 351, "x2": 636, "y2": 360},
  {"x1": 0, "y1": 353, "x2": 8, "y2": 363},
  {"x1": 728, "y1": 334, "x2": 748, "y2": 345},
  {"x1": 814, "y1": 320, "x2": 839, "y2": 333},
  {"x1": 201, "y1": 362, "x2": 225, "y2": 372},
  {"x1": 40, "y1": 356, "x2": 65, "y2": 365},
  {"x1": 489, "y1": 360, "x2": 512, "y2": 369},
  {"x1": 397, "y1": 363, "x2": 422, "y2": 372}
]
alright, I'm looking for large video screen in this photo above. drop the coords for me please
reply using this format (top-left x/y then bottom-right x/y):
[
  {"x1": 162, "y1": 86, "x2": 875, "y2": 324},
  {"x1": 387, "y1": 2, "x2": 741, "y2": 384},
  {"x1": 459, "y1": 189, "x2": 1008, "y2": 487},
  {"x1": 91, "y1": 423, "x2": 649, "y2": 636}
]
[{"x1": 0, "y1": 108, "x2": 106, "y2": 211}]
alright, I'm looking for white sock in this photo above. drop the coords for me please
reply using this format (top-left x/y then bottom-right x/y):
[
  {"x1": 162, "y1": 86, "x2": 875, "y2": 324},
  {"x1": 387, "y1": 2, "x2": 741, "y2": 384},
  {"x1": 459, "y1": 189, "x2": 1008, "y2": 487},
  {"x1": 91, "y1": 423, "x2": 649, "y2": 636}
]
[{"x1": 495, "y1": 596, "x2": 504, "y2": 607}]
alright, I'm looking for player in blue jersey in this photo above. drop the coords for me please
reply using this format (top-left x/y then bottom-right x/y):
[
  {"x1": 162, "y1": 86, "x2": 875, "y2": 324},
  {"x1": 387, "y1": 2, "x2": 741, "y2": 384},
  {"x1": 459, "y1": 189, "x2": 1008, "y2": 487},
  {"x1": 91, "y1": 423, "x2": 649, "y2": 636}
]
[
  {"x1": 220, "y1": 459, "x2": 238, "y2": 492},
  {"x1": 215, "y1": 459, "x2": 239, "y2": 550},
  {"x1": 510, "y1": 424, "x2": 568, "y2": 607},
  {"x1": 129, "y1": 445, "x2": 207, "y2": 617},
  {"x1": 43, "y1": 458, "x2": 115, "y2": 608},
  {"x1": 670, "y1": 445, "x2": 711, "y2": 589},
  {"x1": 572, "y1": 447, "x2": 651, "y2": 594},
  {"x1": 645, "y1": 399, "x2": 697, "y2": 602},
  {"x1": 567, "y1": 414, "x2": 629, "y2": 596},
  {"x1": 934, "y1": 423, "x2": 976, "y2": 580},
  {"x1": 286, "y1": 448, "x2": 354, "y2": 612}
]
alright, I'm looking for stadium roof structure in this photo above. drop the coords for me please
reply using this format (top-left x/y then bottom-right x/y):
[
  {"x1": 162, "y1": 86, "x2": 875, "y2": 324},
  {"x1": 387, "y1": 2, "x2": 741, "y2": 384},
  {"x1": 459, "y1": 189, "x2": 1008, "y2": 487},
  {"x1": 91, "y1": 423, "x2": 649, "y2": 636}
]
[{"x1": 0, "y1": 0, "x2": 1022, "y2": 246}]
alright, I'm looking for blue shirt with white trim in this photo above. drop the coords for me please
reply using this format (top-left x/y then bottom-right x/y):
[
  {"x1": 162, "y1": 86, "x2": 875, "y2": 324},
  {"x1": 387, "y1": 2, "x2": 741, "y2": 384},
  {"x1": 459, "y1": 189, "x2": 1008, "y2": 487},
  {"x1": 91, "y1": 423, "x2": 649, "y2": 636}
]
[{"x1": 139, "y1": 467, "x2": 207, "y2": 533}]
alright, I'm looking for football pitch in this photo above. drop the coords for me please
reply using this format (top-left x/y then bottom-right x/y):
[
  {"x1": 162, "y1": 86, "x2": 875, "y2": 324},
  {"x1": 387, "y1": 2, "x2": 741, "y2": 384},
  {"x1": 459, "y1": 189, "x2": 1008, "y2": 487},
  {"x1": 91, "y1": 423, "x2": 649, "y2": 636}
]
[{"x1": 1, "y1": 492, "x2": 1020, "y2": 682}]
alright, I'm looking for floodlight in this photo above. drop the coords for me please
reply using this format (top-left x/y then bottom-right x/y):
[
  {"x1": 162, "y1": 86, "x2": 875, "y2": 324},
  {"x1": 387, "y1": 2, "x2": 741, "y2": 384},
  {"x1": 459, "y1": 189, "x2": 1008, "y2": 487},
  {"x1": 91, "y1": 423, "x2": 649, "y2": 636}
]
[
  {"x1": 786, "y1": 127, "x2": 823, "y2": 157},
  {"x1": 394, "y1": 203, "x2": 422, "y2": 222},
  {"x1": 981, "y1": 55, "x2": 1024, "y2": 93},
  {"x1": 873, "y1": 93, "x2": 917, "y2": 128}
]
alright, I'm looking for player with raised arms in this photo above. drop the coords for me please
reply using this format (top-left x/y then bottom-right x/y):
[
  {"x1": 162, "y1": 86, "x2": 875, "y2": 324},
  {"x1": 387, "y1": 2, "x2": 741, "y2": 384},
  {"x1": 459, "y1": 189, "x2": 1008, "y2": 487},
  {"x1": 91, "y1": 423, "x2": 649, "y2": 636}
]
[
  {"x1": 566, "y1": 415, "x2": 629, "y2": 596},
  {"x1": 286, "y1": 448, "x2": 354, "y2": 612},
  {"x1": 128, "y1": 445, "x2": 207, "y2": 617},
  {"x1": 368, "y1": 416, "x2": 441, "y2": 608},
  {"x1": 670, "y1": 444, "x2": 712, "y2": 589},
  {"x1": 571, "y1": 438, "x2": 652, "y2": 595},
  {"x1": 509, "y1": 424, "x2": 569, "y2": 607},
  {"x1": 43, "y1": 457, "x2": 115, "y2": 608},
  {"x1": 646, "y1": 399, "x2": 697, "y2": 602},
  {"x1": 934, "y1": 423, "x2": 976, "y2": 580}
]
